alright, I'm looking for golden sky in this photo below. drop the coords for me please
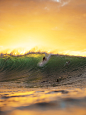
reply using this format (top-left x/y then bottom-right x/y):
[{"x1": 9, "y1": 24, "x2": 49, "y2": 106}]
[{"x1": 0, "y1": 0, "x2": 86, "y2": 56}]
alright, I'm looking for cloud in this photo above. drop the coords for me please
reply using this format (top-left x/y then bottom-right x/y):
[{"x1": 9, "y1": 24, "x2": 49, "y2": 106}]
[
  {"x1": 61, "y1": 0, "x2": 70, "y2": 6},
  {"x1": 52, "y1": 0, "x2": 70, "y2": 7},
  {"x1": 53, "y1": 0, "x2": 60, "y2": 2},
  {"x1": 44, "y1": 7, "x2": 49, "y2": 11}
]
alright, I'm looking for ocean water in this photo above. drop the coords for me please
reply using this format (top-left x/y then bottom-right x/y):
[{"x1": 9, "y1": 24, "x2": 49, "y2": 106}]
[{"x1": 0, "y1": 53, "x2": 86, "y2": 115}]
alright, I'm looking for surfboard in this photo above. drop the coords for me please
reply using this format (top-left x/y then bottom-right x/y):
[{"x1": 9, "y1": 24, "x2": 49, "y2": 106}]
[{"x1": 38, "y1": 54, "x2": 52, "y2": 67}]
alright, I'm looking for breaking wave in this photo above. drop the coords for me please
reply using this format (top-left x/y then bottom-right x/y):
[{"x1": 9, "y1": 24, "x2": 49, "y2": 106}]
[{"x1": 0, "y1": 53, "x2": 86, "y2": 88}]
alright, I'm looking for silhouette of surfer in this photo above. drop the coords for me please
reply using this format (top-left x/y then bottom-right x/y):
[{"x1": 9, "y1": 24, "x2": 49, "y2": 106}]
[
  {"x1": 43, "y1": 57, "x2": 47, "y2": 61},
  {"x1": 38, "y1": 54, "x2": 51, "y2": 67}
]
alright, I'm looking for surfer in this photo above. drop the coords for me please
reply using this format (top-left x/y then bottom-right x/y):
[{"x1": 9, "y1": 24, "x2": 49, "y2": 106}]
[
  {"x1": 43, "y1": 57, "x2": 47, "y2": 61},
  {"x1": 64, "y1": 60, "x2": 70, "y2": 66},
  {"x1": 38, "y1": 54, "x2": 51, "y2": 67}
]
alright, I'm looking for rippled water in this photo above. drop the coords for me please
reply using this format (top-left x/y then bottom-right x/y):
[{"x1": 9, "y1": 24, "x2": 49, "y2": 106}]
[{"x1": 0, "y1": 86, "x2": 86, "y2": 115}]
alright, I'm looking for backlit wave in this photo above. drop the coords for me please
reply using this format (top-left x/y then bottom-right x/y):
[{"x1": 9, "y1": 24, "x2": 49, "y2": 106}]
[{"x1": 0, "y1": 46, "x2": 86, "y2": 57}]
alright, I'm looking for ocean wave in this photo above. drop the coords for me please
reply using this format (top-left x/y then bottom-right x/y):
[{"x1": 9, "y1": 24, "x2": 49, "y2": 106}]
[{"x1": 0, "y1": 53, "x2": 86, "y2": 87}]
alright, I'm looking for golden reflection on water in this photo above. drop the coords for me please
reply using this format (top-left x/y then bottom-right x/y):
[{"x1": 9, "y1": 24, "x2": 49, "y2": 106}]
[
  {"x1": 0, "y1": 87, "x2": 86, "y2": 115},
  {"x1": 7, "y1": 108, "x2": 86, "y2": 115}
]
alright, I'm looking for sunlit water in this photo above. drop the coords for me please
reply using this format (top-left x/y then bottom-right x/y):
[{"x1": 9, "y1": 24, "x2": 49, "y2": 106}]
[
  {"x1": 0, "y1": 54, "x2": 86, "y2": 115},
  {"x1": 0, "y1": 85, "x2": 86, "y2": 115}
]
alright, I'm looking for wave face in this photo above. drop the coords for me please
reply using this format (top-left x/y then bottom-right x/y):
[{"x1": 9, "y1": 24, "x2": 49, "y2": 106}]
[{"x1": 0, "y1": 53, "x2": 86, "y2": 87}]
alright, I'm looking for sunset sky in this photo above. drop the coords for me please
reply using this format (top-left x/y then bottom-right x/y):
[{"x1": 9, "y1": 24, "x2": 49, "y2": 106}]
[{"x1": 0, "y1": 0, "x2": 86, "y2": 56}]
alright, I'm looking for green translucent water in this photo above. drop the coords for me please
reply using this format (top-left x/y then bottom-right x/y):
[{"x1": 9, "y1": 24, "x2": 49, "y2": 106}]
[{"x1": 0, "y1": 54, "x2": 86, "y2": 88}]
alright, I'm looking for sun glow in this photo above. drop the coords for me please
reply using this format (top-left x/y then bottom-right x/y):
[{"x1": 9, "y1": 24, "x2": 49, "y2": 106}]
[{"x1": 0, "y1": 0, "x2": 86, "y2": 57}]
